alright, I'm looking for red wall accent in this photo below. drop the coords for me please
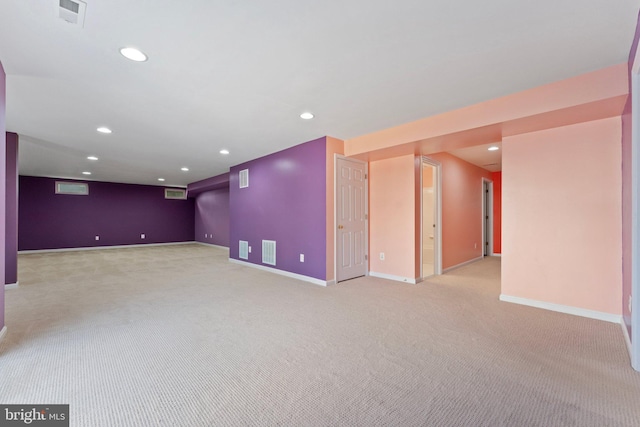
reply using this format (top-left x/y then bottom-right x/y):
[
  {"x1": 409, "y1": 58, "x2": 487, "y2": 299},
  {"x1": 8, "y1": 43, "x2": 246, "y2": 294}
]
[{"x1": 491, "y1": 171, "x2": 502, "y2": 254}]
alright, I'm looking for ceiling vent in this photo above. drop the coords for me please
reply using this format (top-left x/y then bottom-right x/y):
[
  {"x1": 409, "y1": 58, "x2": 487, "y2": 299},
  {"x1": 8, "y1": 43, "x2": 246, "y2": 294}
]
[{"x1": 57, "y1": 0, "x2": 87, "y2": 27}]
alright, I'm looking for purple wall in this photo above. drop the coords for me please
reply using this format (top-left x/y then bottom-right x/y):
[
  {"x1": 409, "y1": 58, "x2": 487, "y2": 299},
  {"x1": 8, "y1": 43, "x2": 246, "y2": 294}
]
[
  {"x1": 0, "y1": 62, "x2": 6, "y2": 331},
  {"x1": 5, "y1": 133, "x2": 17, "y2": 284},
  {"x1": 229, "y1": 137, "x2": 327, "y2": 280},
  {"x1": 19, "y1": 176, "x2": 195, "y2": 250},
  {"x1": 195, "y1": 188, "x2": 230, "y2": 247},
  {"x1": 622, "y1": 12, "x2": 640, "y2": 341}
]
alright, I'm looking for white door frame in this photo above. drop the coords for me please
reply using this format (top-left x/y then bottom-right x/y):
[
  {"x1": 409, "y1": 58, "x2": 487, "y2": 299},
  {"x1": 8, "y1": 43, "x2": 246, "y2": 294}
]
[
  {"x1": 482, "y1": 178, "x2": 494, "y2": 257},
  {"x1": 421, "y1": 156, "x2": 442, "y2": 277},
  {"x1": 334, "y1": 154, "x2": 368, "y2": 282},
  {"x1": 630, "y1": 47, "x2": 640, "y2": 371}
]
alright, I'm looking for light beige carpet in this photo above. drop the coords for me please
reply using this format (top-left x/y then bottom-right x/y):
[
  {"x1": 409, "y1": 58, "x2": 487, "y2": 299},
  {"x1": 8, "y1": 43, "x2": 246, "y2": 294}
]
[{"x1": 1, "y1": 244, "x2": 639, "y2": 426}]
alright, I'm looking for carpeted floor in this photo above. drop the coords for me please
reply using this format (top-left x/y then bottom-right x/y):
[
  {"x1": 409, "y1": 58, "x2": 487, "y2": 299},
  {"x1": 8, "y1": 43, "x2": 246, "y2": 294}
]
[{"x1": 1, "y1": 244, "x2": 639, "y2": 426}]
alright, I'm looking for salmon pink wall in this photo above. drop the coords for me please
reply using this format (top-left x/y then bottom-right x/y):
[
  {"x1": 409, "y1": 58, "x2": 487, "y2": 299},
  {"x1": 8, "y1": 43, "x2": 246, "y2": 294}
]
[
  {"x1": 429, "y1": 152, "x2": 491, "y2": 270},
  {"x1": 502, "y1": 118, "x2": 622, "y2": 315},
  {"x1": 369, "y1": 155, "x2": 416, "y2": 280},
  {"x1": 491, "y1": 171, "x2": 502, "y2": 254}
]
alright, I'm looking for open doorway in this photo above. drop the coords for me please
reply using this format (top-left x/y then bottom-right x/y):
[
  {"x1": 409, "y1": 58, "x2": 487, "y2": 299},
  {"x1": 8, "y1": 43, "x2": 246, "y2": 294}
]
[
  {"x1": 422, "y1": 157, "x2": 442, "y2": 278},
  {"x1": 482, "y1": 178, "x2": 494, "y2": 257}
]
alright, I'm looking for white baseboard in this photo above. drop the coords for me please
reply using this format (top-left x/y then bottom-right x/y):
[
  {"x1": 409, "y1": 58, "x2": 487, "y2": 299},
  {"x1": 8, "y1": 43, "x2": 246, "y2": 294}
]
[
  {"x1": 194, "y1": 242, "x2": 229, "y2": 250},
  {"x1": 368, "y1": 271, "x2": 419, "y2": 284},
  {"x1": 443, "y1": 255, "x2": 484, "y2": 273},
  {"x1": 492, "y1": 253, "x2": 502, "y2": 257},
  {"x1": 5, "y1": 282, "x2": 18, "y2": 290},
  {"x1": 0, "y1": 326, "x2": 6, "y2": 343},
  {"x1": 499, "y1": 294, "x2": 622, "y2": 323},
  {"x1": 19, "y1": 241, "x2": 195, "y2": 254},
  {"x1": 228, "y1": 258, "x2": 329, "y2": 287},
  {"x1": 622, "y1": 320, "x2": 633, "y2": 358}
]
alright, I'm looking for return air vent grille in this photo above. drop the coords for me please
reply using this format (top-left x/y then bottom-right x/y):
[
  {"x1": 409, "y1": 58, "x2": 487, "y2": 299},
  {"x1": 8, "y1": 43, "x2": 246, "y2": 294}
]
[
  {"x1": 57, "y1": 0, "x2": 87, "y2": 27},
  {"x1": 165, "y1": 188, "x2": 187, "y2": 199},
  {"x1": 262, "y1": 240, "x2": 276, "y2": 266},
  {"x1": 55, "y1": 181, "x2": 88, "y2": 195},
  {"x1": 239, "y1": 240, "x2": 249, "y2": 260},
  {"x1": 239, "y1": 169, "x2": 249, "y2": 188}
]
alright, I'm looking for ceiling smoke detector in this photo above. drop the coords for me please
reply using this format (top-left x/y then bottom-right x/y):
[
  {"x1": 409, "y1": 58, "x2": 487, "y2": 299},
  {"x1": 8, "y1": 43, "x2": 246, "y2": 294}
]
[{"x1": 56, "y1": 0, "x2": 87, "y2": 27}]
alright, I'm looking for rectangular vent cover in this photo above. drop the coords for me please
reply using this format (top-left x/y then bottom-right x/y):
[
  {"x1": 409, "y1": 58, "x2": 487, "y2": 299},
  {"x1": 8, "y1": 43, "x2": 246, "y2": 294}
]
[
  {"x1": 57, "y1": 0, "x2": 86, "y2": 27},
  {"x1": 239, "y1": 241, "x2": 249, "y2": 260},
  {"x1": 55, "y1": 181, "x2": 88, "y2": 195},
  {"x1": 239, "y1": 169, "x2": 249, "y2": 188},
  {"x1": 262, "y1": 240, "x2": 276, "y2": 266},
  {"x1": 165, "y1": 188, "x2": 187, "y2": 199}
]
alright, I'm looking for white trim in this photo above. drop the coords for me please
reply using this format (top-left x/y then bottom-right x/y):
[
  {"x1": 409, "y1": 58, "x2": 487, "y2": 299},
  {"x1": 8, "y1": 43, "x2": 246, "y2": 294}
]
[
  {"x1": 442, "y1": 255, "x2": 484, "y2": 273},
  {"x1": 492, "y1": 253, "x2": 502, "y2": 257},
  {"x1": 5, "y1": 282, "x2": 18, "y2": 290},
  {"x1": 499, "y1": 294, "x2": 622, "y2": 323},
  {"x1": 0, "y1": 326, "x2": 6, "y2": 343},
  {"x1": 631, "y1": 53, "x2": 640, "y2": 370},
  {"x1": 229, "y1": 258, "x2": 329, "y2": 287},
  {"x1": 18, "y1": 241, "x2": 195, "y2": 254},
  {"x1": 368, "y1": 271, "x2": 419, "y2": 284},
  {"x1": 623, "y1": 320, "x2": 633, "y2": 359},
  {"x1": 194, "y1": 242, "x2": 229, "y2": 250}
]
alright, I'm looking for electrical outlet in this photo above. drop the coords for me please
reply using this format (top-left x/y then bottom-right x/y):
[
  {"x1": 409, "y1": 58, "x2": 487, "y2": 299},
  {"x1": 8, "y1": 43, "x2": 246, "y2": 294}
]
[
  {"x1": 248, "y1": 246, "x2": 252, "y2": 253},
  {"x1": 474, "y1": 243, "x2": 477, "y2": 249},
  {"x1": 300, "y1": 254, "x2": 304, "y2": 262},
  {"x1": 95, "y1": 235, "x2": 99, "y2": 241},
  {"x1": 141, "y1": 234, "x2": 145, "y2": 239},
  {"x1": 629, "y1": 295, "x2": 633, "y2": 314},
  {"x1": 380, "y1": 252, "x2": 385, "y2": 261},
  {"x1": 204, "y1": 233, "x2": 208, "y2": 238}
]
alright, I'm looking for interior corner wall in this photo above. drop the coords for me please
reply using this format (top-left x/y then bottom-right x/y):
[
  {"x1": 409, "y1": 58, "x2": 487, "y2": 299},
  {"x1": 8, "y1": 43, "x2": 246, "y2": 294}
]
[
  {"x1": 369, "y1": 154, "x2": 416, "y2": 280},
  {"x1": 194, "y1": 187, "x2": 230, "y2": 247},
  {"x1": 0, "y1": 62, "x2": 6, "y2": 332},
  {"x1": 229, "y1": 137, "x2": 328, "y2": 281},
  {"x1": 5, "y1": 133, "x2": 17, "y2": 284},
  {"x1": 428, "y1": 152, "x2": 491, "y2": 270},
  {"x1": 19, "y1": 176, "x2": 195, "y2": 250},
  {"x1": 502, "y1": 117, "x2": 622, "y2": 315},
  {"x1": 491, "y1": 171, "x2": 502, "y2": 254}
]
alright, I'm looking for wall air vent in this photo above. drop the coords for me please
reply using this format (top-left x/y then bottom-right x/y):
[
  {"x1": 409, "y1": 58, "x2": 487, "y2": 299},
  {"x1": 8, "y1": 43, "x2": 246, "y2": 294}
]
[
  {"x1": 262, "y1": 240, "x2": 276, "y2": 266},
  {"x1": 55, "y1": 181, "x2": 88, "y2": 195},
  {"x1": 165, "y1": 188, "x2": 187, "y2": 200},
  {"x1": 239, "y1": 240, "x2": 249, "y2": 260},
  {"x1": 56, "y1": 0, "x2": 87, "y2": 27},
  {"x1": 239, "y1": 169, "x2": 249, "y2": 188}
]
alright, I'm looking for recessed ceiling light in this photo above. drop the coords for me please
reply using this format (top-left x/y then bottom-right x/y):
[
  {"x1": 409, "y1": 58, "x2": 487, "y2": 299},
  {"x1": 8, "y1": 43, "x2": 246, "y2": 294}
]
[
  {"x1": 97, "y1": 127, "x2": 112, "y2": 134},
  {"x1": 219, "y1": 149, "x2": 230, "y2": 155},
  {"x1": 87, "y1": 156, "x2": 98, "y2": 161},
  {"x1": 158, "y1": 178, "x2": 165, "y2": 182},
  {"x1": 181, "y1": 167, "x2": 189, "y2": 172},
  {"x1": 488, "y1": 146, "x2": 500, "y2": 151},
  {"x1": 300, "y1": 112, "x2": 314, "y2": 120},
  {"x1": 82, "y1": 171, "x2": 91, "y2": 175},
  {"x1": 120, "y1": 47, "x2": 148, "y2": 62}
]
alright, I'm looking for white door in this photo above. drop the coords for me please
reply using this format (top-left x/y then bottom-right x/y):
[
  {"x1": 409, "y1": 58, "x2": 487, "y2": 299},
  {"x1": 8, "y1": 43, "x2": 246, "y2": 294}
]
[{"x1": 336, "y1": 157, "x2": 367, "y2": 282}]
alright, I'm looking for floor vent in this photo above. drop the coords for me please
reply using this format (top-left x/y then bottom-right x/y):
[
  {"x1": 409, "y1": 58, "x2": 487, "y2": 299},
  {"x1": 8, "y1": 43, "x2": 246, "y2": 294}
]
[
  {"x1": 239, "y1": 241, "x2": 249, "y2": 260},
  {"x1": 239, "y1": 169, "x2": 249, "y2": 188},
  {"x1": 262, "y1": 240, "x2": 276, "y2": 265}
]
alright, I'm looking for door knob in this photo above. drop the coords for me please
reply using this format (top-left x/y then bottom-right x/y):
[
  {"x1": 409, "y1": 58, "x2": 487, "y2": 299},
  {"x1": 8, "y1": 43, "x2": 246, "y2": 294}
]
[{"x1": 338, "y1": 225, "x2": 344, "y2": 229}]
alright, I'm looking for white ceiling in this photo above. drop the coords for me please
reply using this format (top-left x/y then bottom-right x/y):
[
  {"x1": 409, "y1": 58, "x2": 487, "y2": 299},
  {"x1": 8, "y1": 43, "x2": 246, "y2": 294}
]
[
  {"x1": 1, "y1": 0, "x2": 638, "y2": 186},
  {"x1": 449, "y1": 142, "x2": 502, "y2": 172}
]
